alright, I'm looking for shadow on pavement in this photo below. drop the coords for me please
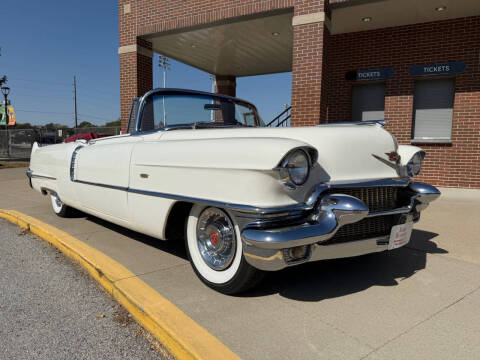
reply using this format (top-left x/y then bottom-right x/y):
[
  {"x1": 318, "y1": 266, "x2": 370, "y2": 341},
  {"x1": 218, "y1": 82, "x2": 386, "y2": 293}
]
[
  {"x1": 84, "y1": 214, "x2": 188, "y2": 260},
  {"x1": 69, "y1": 212, "x2": 448, "y2": 302},
  {"x1": 245, "y1": 229, "x2": 447, "y2": 301}
]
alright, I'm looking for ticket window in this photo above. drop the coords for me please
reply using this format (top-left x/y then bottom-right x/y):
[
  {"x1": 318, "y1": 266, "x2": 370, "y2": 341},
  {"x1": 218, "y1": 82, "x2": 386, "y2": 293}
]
[
  {"x1": 412, "y1": 78, "x2": 454, "y2": 142},
  {"x1": 351, "y1": 83, "x2": 386, "y2": 122}
]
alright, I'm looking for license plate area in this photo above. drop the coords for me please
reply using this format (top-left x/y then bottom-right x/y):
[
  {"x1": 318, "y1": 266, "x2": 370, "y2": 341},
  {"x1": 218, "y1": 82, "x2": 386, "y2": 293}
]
[{"x1": 388, "y1": 222, "x2": 413, "y2": 250}]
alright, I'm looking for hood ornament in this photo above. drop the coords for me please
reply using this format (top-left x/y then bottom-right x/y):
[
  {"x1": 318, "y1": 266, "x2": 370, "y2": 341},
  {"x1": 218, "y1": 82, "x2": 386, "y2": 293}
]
[
  {"x1": 372, "y1": 151, "x2": 401, "y2": 169},
  {"x1": 385, "y1": 151, "x2": 401, "y2": 163}
]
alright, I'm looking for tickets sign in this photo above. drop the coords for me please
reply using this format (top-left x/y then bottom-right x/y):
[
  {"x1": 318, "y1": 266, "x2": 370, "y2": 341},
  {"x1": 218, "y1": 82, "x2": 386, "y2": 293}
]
[{"x1": 409, "y1": 62, "x2": 467, "y2": 76}]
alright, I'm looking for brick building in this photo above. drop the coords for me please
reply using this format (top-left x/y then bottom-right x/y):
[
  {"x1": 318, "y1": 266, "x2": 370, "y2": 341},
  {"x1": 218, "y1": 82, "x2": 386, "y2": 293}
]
[{"x1": 118, "y1": 0, "x2": 480, "y2": 188}]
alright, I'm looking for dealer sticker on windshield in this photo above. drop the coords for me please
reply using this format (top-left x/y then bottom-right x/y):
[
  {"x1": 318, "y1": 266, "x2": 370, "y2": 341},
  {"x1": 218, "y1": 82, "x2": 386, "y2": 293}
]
[{"x1": 388, "y1": 222, "x2": 414, "y2": 250}]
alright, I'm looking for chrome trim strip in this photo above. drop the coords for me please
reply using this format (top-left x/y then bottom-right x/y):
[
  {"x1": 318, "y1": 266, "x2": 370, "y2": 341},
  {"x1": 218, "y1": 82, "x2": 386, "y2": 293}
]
[
  {"x1": 128, "y1": 188, "x2": 309, "y2": 214},
  {"x1": 317, "y1": 119, "x2": 387, "y2": 127},
  {"x1": 67, "y1": 177, "x2": 416, "y2": 216},
  {"x1": 26, "y1": 169, "x2": 57, "y2": 181},
  {"x1": 328, "y1": 178, "x2": 409, "y2": 188},
  {"x1": 366, "y1": 207, "x2": 411, "y2": 218},
  {"x1": 74, "y1": 179, "x2": 128, "y2": 192},
  {"x1": 67, "y1": 178, "x2": 309, "y2": 214},
  {"x1": 26, "y1": 169, "x2": 33, "y2": 188}
]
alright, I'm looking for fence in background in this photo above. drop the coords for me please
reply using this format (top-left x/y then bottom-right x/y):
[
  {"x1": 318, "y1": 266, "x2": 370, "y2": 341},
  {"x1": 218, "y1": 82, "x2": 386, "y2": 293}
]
[{"x1": 0, "y1": 127, "x2": 121, "y2": 159}]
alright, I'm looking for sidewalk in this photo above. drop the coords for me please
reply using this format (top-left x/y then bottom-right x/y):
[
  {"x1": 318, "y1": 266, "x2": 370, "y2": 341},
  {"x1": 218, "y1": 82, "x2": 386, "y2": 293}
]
[{"x1": 1, "y1": 167, "x2": 480, "y2": 359}]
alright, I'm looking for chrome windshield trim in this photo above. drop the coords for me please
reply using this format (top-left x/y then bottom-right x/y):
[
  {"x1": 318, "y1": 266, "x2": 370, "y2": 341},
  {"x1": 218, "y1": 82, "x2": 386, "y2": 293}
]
[{"x1": 134, "y1": 88, "x2": 262, "y2": 133}]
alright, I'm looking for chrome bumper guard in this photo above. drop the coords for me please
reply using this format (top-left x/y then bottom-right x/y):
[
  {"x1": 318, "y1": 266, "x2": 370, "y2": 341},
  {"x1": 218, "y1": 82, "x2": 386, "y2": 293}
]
[{"x1": 241, "y1": 182, "x2": 440, "y2": 271}]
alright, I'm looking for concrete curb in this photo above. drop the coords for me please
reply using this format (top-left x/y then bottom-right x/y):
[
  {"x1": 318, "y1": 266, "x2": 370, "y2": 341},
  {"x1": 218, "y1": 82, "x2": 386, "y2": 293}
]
[{"x1": 0, "y1": 209, "x2": 240, "y2": 360}]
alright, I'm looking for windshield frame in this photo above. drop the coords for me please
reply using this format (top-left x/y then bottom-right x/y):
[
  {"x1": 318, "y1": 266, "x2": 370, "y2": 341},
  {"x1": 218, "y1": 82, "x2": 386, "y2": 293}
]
[{"x1": 132, "y1": 88, "x2": 263, "y2": 134}]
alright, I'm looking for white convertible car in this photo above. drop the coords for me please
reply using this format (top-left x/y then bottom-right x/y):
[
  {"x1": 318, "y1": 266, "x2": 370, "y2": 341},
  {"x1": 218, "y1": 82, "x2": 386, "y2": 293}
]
[{"x1": 27, "y1": 89, "x2": 440, "y2": 294}]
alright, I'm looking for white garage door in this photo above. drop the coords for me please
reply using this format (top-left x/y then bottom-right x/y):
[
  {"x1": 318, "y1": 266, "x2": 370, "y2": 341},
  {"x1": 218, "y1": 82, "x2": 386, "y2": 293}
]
[{"x1": 413, "y1": 78, "x2": 454, "y2": 141}]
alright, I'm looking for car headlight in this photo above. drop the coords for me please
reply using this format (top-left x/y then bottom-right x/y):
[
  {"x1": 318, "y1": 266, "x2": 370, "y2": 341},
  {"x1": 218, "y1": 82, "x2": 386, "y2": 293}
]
[
  {"x1": 406, "y1": 151, "x2": 425, "y2": 177},
  {"x1": 280, "y1": 149, "x2": 311, "y2": 186}
]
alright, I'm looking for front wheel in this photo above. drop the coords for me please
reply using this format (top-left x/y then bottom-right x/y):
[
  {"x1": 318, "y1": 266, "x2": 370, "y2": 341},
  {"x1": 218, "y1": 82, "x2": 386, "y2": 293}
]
[
  {"x1": 50, "y1": 194, "x2": 72, "y2": 217},
  {"x1": 185, "y1": 204, "x2": 264, "y2": 295}
]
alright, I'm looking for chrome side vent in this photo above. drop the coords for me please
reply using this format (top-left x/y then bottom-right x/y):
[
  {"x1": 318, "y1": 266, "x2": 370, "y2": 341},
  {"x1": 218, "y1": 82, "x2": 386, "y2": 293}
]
[{"x1": 70, "y1": 146, "x2": 83, "y2": 181}]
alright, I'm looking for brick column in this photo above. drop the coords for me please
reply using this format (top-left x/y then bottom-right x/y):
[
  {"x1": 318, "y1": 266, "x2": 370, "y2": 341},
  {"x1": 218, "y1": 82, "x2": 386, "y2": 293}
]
[
  {"x1": 119, "y1": 39, "x2": 153, "y2": 133},
  {"x1": 291, "y1": 3, "x2": 331, "y2": 126},
  {"x1": 215, "y1": 75, "x2": 236, "y2": 97}
]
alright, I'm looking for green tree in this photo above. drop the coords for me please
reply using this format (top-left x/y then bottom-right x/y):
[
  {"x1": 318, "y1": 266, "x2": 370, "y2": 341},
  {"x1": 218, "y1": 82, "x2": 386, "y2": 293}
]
[
  {"x1": 14, "y1": 122, "x2": 33, "y2": 129},
  {"x1": 78, "y1": 121, "x2": 95, "y2": 128},
  {"x1": 105, "y1": 119, "x2": 121, "y2": 127}
]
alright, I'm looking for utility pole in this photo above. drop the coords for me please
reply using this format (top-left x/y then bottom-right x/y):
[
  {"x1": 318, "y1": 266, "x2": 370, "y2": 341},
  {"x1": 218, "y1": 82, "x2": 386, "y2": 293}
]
[{"x1": 73, "y1": 75, "x2": 78, "y2": 128}]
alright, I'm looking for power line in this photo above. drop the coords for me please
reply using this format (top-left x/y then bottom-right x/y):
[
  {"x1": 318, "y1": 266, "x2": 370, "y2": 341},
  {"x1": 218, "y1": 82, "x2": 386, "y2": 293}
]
[
  {"x1": 15, "y1": 109, "x2": 73, "y2": 115},
  {"x1": 78, "y1": 113, "x2": 116, "y2": 122},
  {"x1": 9, "y1": 78, "x2": 71, "y2": 87},
  {"x1": 9, "y1": 78, "x2": 120, "y2": 99}
]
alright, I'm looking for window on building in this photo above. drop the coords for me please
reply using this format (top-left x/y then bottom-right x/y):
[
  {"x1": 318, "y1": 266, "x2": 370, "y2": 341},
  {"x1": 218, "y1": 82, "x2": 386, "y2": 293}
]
[
  {"x1": 412, "y1": 78, "x2": 454, "y2": 142},
  {"x1": 351, "y1": 83, "x2": 385, "y2": 122}
]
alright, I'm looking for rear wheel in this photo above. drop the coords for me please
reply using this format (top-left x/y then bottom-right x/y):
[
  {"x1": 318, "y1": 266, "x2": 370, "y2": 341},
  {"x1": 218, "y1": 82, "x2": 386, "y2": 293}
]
[
  {"x1": 185, "y1": 204, "x2": 264, "y2": 295},
  {"x1": 50, "y1": 194, "x2": 72, "y2": 218}
]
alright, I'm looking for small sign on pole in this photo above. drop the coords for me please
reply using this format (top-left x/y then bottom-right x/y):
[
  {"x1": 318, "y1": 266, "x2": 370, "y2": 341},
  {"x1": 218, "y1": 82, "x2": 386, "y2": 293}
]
[{"x1": 0, "y1": 105, "x2": 16, "y2": 126}]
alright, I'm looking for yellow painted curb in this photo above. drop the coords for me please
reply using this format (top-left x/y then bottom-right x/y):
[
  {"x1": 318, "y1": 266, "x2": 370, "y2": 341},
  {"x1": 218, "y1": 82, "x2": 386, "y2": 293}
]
[{"x1": 0, "y1": 209, "x2": 240, "y2": 360}]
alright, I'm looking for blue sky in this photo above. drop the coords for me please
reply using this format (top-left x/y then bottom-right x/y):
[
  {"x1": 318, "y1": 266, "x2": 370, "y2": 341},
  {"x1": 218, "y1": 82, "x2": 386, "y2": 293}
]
[{"x1": 1, "y1": 0, "x2": 291, "y2": 127}]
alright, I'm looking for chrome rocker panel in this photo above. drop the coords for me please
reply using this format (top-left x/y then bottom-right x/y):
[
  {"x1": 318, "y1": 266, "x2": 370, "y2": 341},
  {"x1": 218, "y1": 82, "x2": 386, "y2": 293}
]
[{"x1": 241, "y1": 182, "x2": 440, "y2": 271}]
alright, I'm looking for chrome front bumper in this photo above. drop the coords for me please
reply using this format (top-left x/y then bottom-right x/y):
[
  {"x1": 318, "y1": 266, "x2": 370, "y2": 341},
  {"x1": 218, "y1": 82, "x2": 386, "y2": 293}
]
[{"x1": 240, "y1": 181, "x2": 440, "y2": 271}]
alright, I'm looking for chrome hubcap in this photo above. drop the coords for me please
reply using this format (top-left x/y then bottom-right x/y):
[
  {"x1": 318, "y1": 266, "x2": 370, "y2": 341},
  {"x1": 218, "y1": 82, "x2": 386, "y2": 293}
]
[{"x1": 196, "y1": 207, "x2": 236, "y2": 271}]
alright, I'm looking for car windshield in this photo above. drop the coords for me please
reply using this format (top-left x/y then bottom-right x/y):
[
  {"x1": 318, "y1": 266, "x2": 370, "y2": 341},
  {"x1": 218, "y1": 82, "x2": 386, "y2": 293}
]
[{"x1": 137, "y1": 93, "x2": 264, "y2": 132}]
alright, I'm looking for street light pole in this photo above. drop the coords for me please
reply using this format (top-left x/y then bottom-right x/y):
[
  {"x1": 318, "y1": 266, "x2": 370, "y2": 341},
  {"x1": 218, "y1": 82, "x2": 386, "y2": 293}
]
[
  {"x1": 158, "y1": 55, "x2": 170, "y2": 126},
  {"x1": 1, "y1": 86, "x2": 10, "y2": 157}
]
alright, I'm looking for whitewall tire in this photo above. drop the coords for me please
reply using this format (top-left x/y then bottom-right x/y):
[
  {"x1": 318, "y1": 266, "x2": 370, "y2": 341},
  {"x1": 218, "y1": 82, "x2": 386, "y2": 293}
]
[
  {"x1": 50, "y1": 194, "x2": 72, "y2": 218},
  {"x1": 185, "y1": 204, "x2": 264, "y2": 294}
]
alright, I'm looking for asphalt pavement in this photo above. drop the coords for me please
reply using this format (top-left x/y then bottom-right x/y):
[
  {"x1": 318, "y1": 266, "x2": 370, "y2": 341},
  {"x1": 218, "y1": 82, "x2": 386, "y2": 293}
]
[
  {"x1": 2, "y1": 167, "x2": 480, "y2": 359},
  {"x1": 0, "y1": 219, "x2": 170, "y2": 360}
]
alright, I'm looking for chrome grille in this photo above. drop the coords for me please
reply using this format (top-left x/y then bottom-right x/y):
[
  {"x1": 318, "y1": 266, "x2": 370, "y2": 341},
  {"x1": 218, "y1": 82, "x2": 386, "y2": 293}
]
[
  {"x1": 327, "y1": 186, "x2": 399, "y2": 213},
  {"x1": 323, "y1": 216, "x2": 394, "y2": 245}
]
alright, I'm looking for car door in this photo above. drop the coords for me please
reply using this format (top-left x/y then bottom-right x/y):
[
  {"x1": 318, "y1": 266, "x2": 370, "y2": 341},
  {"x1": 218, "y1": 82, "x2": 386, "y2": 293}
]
[{"x1": 72, "y1": 135, "x2": 142, "y2": 221}]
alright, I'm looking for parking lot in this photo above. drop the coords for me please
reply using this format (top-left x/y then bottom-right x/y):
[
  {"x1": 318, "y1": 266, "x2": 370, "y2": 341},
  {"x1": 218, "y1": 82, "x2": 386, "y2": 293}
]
[{"x1": 1, "y1": 166, "x2": 480, "y2": 359}]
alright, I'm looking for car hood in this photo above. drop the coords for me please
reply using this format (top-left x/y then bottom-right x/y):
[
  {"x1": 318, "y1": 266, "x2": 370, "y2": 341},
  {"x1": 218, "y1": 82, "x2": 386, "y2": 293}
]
[{"x1": 158, "y1": 124, "x2": 400, "y2": 183}]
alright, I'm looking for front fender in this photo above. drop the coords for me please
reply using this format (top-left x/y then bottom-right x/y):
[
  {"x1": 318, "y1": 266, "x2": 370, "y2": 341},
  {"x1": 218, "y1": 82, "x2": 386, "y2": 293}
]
[{"x1": 397, "y1": 145, "x2": 425, "y2": 167}]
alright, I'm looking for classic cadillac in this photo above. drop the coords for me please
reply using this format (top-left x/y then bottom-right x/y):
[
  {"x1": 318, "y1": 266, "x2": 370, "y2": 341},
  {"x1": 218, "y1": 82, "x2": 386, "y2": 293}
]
[{"x1": 27, "y1": 89, "x2": 440, "y2": 294}]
